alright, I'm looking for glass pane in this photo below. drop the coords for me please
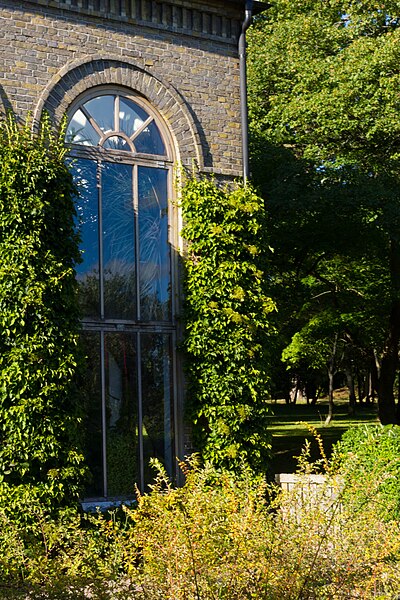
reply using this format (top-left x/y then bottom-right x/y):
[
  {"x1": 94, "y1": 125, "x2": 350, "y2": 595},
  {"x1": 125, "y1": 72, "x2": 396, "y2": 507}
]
[
  {"x1": 103, "y1": 135, "x2": 131, "y2": 151},
  {"x1": 119, "y1": 98, "x2": 148, "y2": 137},
  {"x1": 141, "y1": 333, "x2": 174, "y2": 486},
  {"x1": 72, "y1": 159, "x2": 100, "y2": 319},
  {"x1": 66, "y1": 109, "x2": 100, "y2": 146},
  {"x1": 102, "y1": 162, "x2": 136, "y2": 320},
  {"x1": 81, "y1": 332, "x2": 103, "y2": 498},
  {"x1": 138, "y1": 167, "x2": 171, "y2": 321},
  {"x1": 105, "y1": 333, "x2": 138, "y2": 497},
  {"x1": 84, "y1": 95, "x2": 115, "y2": 135},
  {"x1": 135, "y1": 121, "x2": 166, "y2": 155}
]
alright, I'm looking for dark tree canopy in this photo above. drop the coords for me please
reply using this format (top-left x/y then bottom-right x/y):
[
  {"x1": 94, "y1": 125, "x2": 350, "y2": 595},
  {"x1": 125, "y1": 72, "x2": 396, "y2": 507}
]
[{"x1": 248, "y1": 1, "x2": 400, "y2": 423}]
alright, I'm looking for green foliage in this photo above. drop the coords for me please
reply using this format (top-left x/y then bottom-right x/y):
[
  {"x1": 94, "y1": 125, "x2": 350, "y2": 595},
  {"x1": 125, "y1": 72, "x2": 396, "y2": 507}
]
[
  {"x1": 333, "y1": 424, "x2": 400, "y2": 520},
  {"x1": 249, "y1": 0, "x2": 400, "y2": 174},
  {"x1": 126, "y1": 459, "x2": 274, "y2": 599},
  {"x1": 0, "y1": 114, "x2": 86, "y2": 510},
  {"x1": 180, "y1": 177, "x2": 275, "y2": 473},
  {"x1": 0, "y1": 499, "x2": 129, "y2": 599},
  {"x1": 282, "y1": 311, "x2": 343, "y2": 371},
  {"x1": 2, "y1": 458, "x2": 400, "y2": 599},
  {"x1": 247, "y1": 1, "x2": 400, "y2": 419}
]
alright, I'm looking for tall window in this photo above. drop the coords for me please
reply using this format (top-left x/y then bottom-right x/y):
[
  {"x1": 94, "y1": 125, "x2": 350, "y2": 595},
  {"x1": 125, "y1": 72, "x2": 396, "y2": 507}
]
[{"x1": 66, "y1": 90, "x2": 176, "y2": 498}]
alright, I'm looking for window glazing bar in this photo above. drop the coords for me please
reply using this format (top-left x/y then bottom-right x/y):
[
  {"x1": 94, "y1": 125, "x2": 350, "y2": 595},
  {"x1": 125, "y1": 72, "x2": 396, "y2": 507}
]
[
  {"x1": 114, "y1": 95, "x2": 120, "y2": 132},
  {"x1": 137, "y1": 331, "x2": 144, "y2": 491},
  {"x1": 163, "y1": 334, "x2": 172, "y2": 476},
  {"x1": 134, "y1": 164, "x2": 141, "y2": 321},
  {"x1": 172, "y1": 329, "x2": 179, "y2": 480},
  {"x1": 134, "y1": 164, "x2": 144, "y2": 491},
  {"x1": 98, "y1": 162, "x2": 105, "y2": 320},
  {"x1": 100, "y1": 330, "x2": 108, "y2": 497}
]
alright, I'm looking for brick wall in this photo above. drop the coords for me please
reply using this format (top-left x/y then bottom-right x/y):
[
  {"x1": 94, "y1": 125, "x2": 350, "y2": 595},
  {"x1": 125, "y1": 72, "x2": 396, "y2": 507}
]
[{"x1": 0, "y1": 0, "x2": 243, "y2": 177}]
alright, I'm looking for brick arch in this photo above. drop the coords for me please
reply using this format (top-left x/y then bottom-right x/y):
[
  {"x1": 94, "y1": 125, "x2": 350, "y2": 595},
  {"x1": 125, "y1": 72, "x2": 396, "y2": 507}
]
[{"x1": 33, "y1": 55, "x2": 203, "y2": 169}]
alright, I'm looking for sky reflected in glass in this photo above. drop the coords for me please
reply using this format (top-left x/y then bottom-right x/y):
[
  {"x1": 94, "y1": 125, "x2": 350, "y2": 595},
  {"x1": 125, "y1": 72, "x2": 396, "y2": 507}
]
[{"x1": 84, "y1": 95, "x2": 115, "y2": 134}]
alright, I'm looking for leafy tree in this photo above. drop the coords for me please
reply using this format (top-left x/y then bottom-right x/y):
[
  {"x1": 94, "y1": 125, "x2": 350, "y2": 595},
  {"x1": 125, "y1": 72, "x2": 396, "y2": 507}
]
[
  {"x1": 282, "y1": 311, "x2": 347, "y2": 423},
  {"x1": 0, "y1": 115, "x2": 86, "y2": 510},
  {"x1": 280, "y1": 253, "x2": 388, "y2": 414},
  {"x1": 248, "y1": 1, "x2": 400, "y2": 423},
  {"x1": 181, "y1": 177, "x2": 275, "y2": 473}
]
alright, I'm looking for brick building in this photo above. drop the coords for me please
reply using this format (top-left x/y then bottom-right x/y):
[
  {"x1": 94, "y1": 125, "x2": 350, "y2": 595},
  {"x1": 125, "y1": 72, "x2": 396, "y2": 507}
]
[{"x1": 0, "y1": 0, "x2": 265, "y2": 502}]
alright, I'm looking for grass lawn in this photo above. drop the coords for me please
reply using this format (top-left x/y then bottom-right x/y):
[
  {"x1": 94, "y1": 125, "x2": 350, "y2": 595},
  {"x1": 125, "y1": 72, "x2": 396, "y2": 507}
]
[{"x1": 267, "y1": 389, "x2": 379, "y2": 476}]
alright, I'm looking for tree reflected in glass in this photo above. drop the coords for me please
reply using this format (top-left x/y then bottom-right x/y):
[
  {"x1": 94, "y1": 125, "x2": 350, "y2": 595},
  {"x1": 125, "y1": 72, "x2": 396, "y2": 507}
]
[{"x1": 139, "y1": 167, "x2": 171, "y2": 321}]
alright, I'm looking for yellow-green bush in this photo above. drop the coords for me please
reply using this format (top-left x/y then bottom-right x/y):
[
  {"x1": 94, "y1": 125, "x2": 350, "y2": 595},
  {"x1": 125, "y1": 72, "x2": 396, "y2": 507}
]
[{"x1": 2, "y1": 457, "x2": 400, "y2": 599}]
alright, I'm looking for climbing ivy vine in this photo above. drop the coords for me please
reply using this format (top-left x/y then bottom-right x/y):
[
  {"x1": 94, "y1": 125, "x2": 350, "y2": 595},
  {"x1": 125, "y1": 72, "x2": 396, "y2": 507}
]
[
  {"x1": 181, "y1": 177, "x2": 275, "y2": 473},
  {"x1": 0, "y1": 115, "x2": 86, "y2": 511}
]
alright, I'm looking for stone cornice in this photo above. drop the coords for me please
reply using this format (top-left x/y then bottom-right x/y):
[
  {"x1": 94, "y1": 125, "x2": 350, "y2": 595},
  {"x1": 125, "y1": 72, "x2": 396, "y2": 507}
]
[{"x1": 22, "y1": 0, "x2": 248, "y2": 44}]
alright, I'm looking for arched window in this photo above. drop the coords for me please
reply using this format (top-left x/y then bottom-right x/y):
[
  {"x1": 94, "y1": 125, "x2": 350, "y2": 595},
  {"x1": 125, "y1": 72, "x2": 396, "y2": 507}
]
[{"x1": 66, "y1": 89, "x2": 176, "y2": 499}]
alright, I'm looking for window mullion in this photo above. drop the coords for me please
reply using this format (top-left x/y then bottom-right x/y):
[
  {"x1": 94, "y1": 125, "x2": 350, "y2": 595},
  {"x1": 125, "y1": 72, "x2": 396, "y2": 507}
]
[
  {"x1": 81, "y1": 105, "x2": 103, "y2": 139},
  {"x1": 98, "y1": 162, "x2": 107, "y2": 498},
  {"x1": 167, "y1": 167, "x2": 176, "y2": 320},
  {"x1": 114, "y1": 95, "x2": 120, "y2": 132},
  {"x1": 134, "y1": 164, "x2": 140, "y2": 322},
  {"x1": 133, "y1": 165, "x2": 144, "y2": 492},
  {"x1": 98, "y1": 161, "x2": 105, "y2": 320},
  {"x1": 100, "y1": 330, "x2": 108, "y2": 498},
  {"x1": 137, "y1": 331, "x2": 144, "y2": 492},
  {"x1": 130, "y1": 116, "x2": 153, "y2": 142},
  {"x1": 172, "y1": 326, "x2": 179, "y2": 481}
]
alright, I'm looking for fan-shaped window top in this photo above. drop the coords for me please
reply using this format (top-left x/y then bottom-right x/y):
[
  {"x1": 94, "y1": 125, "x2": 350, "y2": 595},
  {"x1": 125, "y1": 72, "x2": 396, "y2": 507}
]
[{"x1": 66, "y1": 93, "x2": 166, "y2": 156}]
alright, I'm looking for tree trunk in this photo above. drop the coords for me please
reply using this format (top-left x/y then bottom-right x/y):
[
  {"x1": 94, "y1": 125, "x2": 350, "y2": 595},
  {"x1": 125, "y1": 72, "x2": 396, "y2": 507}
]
[
  {"x1": 377, "y1": 349, "x2": 398, "y2": 424},
  {"x1": 369, "y1": 353, "x2": 380, "y2": 404},
  {"x1": 356, "y1": 370, "x2": 363, "y2": 403},
  {"x1": 325, "y1": 333, "x2": 338, "y2": 426},
  {"x1": 398, "y1": 371, "x2": 400, "y2": 405},
  {"x1": 345, "y1": 366, "x2": 356, "y2": 415},
  {"x1": 397, "y1": 372, "x2": 400, "y2": 423},
  {"x1": 377, "y1": 239, "x2": 400, "y2": 425},
  {"x1": 290, "y1": 377, "x2": 299, "y2": 404},
  {"x1": 365, "y1": 371, "x2": 371, "y2": 403},
  {"x1": 305, "y1": 380, "x2": 317, "y2": 405}
]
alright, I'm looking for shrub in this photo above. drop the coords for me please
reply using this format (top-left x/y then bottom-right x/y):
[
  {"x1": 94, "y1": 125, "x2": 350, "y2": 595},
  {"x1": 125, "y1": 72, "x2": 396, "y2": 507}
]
[
  {"x1": 124, "y1": 459, "x2": 274, "y2": 600},
  {"x1": 0, "y1": 115, "x2": 86, "y2": 512},
  {"x1": 0, "y1": 500, "x2": 131, "y2": 600},
  {"x1": 2, "y1": 458, "x2": 400, "y2": 599},
  {"x1": 181, "y1": 177, "x2": 275, "y2": 473},
  {"x1": 332, "y1": 423, "x2": 400, "y2": 520},
  {"x1": 124, "y1": 459, "x2": 400, "y2": 599}
]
